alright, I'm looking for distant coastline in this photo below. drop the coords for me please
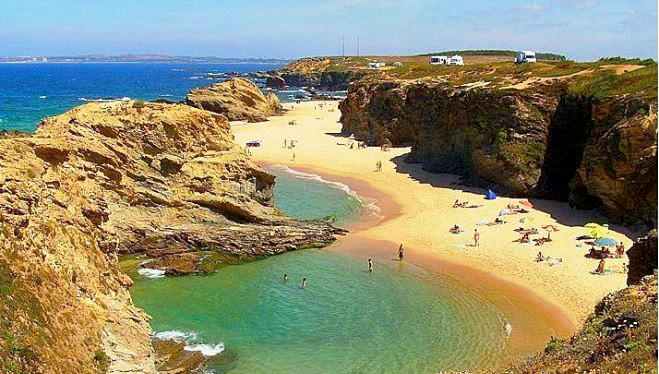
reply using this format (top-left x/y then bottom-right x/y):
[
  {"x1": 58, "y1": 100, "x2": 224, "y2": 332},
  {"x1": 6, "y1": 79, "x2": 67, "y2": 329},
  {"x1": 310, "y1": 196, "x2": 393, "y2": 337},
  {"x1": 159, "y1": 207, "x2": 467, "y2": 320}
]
[{"x1": 0, "y1": 54, "x2": 291, "y2": 64}]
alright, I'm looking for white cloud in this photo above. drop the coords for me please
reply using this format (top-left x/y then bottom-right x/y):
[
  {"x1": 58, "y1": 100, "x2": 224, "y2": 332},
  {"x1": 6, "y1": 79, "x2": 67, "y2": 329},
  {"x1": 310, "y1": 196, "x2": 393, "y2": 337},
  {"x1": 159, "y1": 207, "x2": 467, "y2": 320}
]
[
  {"x1": 559, "y1": 0, "x2": 599, "y2": 11},
  {"x1": 521, "y1": 3, "x2": 545, "y2": 13}
]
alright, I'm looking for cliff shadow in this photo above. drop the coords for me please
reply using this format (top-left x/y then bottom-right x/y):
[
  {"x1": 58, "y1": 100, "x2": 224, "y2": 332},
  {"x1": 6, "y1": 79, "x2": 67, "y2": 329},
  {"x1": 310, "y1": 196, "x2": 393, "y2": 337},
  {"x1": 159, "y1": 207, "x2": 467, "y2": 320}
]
[
  {"x1": 390, "y1": 153, "x2": 485, "y2": 195},
  {"x1": 391, "y1": 153, "x2": 639, "y2": 236},
  {"x1": 324, "y1": 132, "x2": 351, "y2": 138}
]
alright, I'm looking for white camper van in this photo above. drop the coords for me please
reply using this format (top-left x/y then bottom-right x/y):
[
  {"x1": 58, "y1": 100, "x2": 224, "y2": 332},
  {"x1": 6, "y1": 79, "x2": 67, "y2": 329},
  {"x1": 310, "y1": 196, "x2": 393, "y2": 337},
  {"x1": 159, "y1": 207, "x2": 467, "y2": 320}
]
[
  {"x1": 514, "y1": 51, "x2": 537, "y2": 64},
  {"x1": 448, "y1": 55, "x2": 464, "y2": 65},
  {"x1": 430, "y1": 56, "x2": 448, "y2": 65}
]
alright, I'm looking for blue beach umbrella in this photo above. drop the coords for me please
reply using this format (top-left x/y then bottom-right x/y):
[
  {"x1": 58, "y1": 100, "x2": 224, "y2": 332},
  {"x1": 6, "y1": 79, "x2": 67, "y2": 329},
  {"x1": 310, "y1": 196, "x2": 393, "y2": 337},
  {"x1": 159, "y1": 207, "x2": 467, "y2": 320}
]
[{"x1": 594, "y1": 237, "x2": 618, "y2": 247}]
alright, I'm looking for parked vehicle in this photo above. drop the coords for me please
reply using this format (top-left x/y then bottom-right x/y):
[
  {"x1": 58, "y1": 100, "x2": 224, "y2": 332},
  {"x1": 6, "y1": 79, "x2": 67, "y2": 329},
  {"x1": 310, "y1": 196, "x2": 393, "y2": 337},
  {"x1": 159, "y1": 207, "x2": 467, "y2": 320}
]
[{"x1": 514, "y1": 50, "x2": 537, "y2": 64}]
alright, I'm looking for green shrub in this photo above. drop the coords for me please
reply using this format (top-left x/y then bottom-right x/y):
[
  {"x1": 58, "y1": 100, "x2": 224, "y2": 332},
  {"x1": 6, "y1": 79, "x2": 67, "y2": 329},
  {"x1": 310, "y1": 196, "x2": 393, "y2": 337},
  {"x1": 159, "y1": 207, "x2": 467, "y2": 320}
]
[{"x1": 93, "y1": 349, "x2": 108, "y2": 373}]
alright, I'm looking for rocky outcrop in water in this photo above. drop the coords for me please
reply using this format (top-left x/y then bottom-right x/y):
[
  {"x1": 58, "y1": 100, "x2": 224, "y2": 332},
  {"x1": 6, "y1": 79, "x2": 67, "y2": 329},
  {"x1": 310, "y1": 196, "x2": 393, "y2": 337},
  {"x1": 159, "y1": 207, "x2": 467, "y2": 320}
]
[
  {"x1": 339, "y1": 78, "x2": 657, "y2": 227},
  {"x1": 0, "y1": 101, "x2": 344, "y2": 374},
  {"x1": 185, "y1": 78, "x2": 282, "y2": 122}
]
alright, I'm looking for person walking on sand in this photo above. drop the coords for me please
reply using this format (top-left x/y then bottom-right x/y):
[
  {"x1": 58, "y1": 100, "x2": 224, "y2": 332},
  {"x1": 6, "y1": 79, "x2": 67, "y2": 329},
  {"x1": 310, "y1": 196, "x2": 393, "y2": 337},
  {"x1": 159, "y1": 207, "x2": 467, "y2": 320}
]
[
  {"x1": 301, "y1": 277, "x2": 307, "y2": 288},
  {"x1": 284, "y1": 139, "x2": 287, "y2": 148},
  {"x1": 368, "y1": 258, "x2": 374, "y2": 273},
  {"x1": 291, "y1": 152, "x2": 296, "y2": 161},
  {"x1": 473, "y1": 229, "x2": 480, "y2": 247},
  {"x1": 398, "y1": 244, "x2": 404, "y2": 261}
]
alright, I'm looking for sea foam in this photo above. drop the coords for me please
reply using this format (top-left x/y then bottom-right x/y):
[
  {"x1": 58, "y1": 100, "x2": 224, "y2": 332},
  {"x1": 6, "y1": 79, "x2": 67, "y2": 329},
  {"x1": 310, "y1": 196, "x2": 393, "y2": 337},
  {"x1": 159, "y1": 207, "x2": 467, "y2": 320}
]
[
  {"x1": 137, "y1": 267, "x2": 166, "y2": 278},
  {"x1": 184, "y1": 343, "x2": 225, "y2": 356},
  {"x1": 153, "y1": 330, "x2": 224, "y2": 357},
  {"x1": 271, "y1": 164, "x2": 382, "y2": 219}
]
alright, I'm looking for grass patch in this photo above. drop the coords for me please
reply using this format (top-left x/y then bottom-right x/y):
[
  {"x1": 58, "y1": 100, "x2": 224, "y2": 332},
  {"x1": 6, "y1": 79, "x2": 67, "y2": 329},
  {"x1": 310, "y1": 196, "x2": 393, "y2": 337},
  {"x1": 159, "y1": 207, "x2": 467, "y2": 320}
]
[{"x1": 568, "y1": 64, "x2": 658, "y2": 99}]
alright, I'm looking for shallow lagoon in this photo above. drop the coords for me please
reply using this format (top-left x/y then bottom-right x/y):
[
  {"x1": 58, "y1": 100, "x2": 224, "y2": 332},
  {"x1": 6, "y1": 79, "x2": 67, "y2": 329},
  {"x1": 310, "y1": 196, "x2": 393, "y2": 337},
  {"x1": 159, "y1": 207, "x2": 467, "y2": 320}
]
[{"x1": 128, "y1": 166, "x2": 509, "y2": 373}]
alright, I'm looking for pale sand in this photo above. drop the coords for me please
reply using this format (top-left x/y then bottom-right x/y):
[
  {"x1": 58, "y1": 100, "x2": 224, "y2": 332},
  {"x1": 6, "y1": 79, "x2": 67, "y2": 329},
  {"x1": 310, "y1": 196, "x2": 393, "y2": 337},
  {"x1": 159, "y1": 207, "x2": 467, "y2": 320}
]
[{"x1": 232, "y1": 100, "x2": 633, "y2": 359}]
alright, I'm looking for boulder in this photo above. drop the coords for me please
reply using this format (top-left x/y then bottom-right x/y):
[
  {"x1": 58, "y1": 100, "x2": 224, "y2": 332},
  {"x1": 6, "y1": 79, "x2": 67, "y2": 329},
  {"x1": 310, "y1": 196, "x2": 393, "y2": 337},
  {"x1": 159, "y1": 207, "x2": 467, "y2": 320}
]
[
  {"x1": 265, "y1": 75, "x2": 286, "y2": 89},
  {"x1": 185, "y1": 78, "x2": 282, "y2": 122}
]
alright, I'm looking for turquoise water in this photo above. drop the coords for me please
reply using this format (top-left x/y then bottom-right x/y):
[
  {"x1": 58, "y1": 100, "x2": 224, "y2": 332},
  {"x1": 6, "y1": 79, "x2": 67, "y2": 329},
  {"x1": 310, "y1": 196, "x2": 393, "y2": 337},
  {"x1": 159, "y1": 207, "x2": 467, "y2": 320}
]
[
  {"x1": 266, "y1": 165, "x2": 365, "y2": 227},
  {"x1": 128, "y1": 168, "x2": 509, "y2": 374},
  {"x1": 131, "y1": 250, "x2": 508, "y2": 374}
]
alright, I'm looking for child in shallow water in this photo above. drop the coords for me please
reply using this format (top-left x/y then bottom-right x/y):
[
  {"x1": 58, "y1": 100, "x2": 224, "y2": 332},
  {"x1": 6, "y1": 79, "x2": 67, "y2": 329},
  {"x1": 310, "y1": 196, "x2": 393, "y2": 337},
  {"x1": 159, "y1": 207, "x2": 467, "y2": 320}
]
[{"x1": 368, "y1": 258, "x2": 374, "y2": 273}]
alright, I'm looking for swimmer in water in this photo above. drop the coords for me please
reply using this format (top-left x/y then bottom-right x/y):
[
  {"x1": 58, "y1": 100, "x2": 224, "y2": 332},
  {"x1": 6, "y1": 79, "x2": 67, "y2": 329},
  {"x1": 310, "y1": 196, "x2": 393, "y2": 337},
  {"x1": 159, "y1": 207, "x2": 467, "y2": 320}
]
[
  {"x1": 368, "y1": 258, "x2": 374, "y2": 273},
  {"x1": 398, "y1": 244, "x2": 404, "y2": 261},
  {"x1": 301, "y1": 277, "x2": 307, "y2": 288},
  {"x1": 283, "y1": 273, "x2": 288, "y2": 282}
]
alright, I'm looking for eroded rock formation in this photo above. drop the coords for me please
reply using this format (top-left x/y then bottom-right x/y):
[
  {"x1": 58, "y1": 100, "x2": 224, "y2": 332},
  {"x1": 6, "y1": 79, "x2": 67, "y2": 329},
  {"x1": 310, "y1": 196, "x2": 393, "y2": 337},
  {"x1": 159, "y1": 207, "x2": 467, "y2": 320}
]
[
  {"x1": 339, "y1": 78, "x2": 657, "y2": 227},
  {"x1": 185, "y1": 78, "x2": 282, "y2": 122},
  {"x1": 627, "y1": 230, "x2": 658, "y2": 286},
  {"x1": 0, "y1": 101, "x2": 343, "y2": 374}
]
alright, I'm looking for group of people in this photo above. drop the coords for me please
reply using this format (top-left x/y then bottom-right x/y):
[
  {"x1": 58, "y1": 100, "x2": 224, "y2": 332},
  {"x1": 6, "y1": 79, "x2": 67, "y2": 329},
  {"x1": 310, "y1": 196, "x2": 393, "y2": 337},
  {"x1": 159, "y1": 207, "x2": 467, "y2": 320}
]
[
  {"x1": 283, "y1": 273, "x2": 307, "y2": 288},
  {"x1": 284, "y1": 245, "x2": 405, "y2": 288},
  {"x1": 375, "y1": 160, "x2": 382, "y2": 171},
  {"x1": 587, "y1": 243, "x2": 625, "y2": 259}
]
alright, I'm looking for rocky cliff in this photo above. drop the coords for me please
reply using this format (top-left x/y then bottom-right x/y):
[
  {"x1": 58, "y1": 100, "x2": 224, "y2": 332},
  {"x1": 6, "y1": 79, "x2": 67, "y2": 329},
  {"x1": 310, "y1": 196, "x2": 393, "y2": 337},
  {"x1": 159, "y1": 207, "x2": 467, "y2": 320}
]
[
  {"x1": 0, "y1": 101, "x2": 343, "y2": 374},
  {"x1": 502, "y1": 274, "x2": 657, "y2": 374},
  {"x1": 339, "y1": 75, "x2": 657, "y2": 228},
  {"x1": 185, "y1": 78, "x2": 282, "y2": 122},
  {"x1": 627, "y1": 230, "x2": 658, "y2": 286},
  {"x1": 268, "y1": 57, "x2": 367, "y2": 90}
]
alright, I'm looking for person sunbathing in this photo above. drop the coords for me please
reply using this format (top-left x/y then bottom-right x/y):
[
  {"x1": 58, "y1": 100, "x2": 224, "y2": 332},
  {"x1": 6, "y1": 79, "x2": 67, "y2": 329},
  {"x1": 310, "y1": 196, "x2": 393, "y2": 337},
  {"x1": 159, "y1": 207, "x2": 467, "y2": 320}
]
[
  {"x1": 513, "y1": 233, "x2": 531, "y2": 243},
  {"x1": 449, "y1": 225, "x2": 462, "y2": 234}
]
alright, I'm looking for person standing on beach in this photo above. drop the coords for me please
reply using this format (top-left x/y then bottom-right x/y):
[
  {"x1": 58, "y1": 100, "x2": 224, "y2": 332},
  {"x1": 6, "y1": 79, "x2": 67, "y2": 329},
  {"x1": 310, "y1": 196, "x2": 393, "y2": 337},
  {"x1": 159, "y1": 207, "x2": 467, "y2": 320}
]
[
  {"x1": 398, "y1": 244, "x2": 404, "y2": 261},
  {"x1": 284, "y1": 139, "x2": 287, "y2": 148},
  {"x1": 473, "y1": 229, "x2": 480, "y2": 247},
  {"x1": 368, "y1": 258, "x2": 374, "y2": 273}
]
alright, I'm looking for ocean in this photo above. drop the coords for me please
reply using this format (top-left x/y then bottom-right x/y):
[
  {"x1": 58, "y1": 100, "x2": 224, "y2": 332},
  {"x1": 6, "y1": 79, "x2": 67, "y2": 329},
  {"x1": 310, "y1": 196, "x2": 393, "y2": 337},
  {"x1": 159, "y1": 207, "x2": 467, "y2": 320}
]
[{"x1": 0, "y1": 62, "x2": 294, "y2": 132}]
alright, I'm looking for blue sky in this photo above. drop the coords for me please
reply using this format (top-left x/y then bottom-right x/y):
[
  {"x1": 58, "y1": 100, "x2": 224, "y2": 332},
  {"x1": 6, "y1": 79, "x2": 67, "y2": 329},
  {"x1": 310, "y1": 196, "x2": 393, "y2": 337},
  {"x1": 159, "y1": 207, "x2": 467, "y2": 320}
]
[{"x1": 0, "y1": 0, "x2": 656, "y2": 60}]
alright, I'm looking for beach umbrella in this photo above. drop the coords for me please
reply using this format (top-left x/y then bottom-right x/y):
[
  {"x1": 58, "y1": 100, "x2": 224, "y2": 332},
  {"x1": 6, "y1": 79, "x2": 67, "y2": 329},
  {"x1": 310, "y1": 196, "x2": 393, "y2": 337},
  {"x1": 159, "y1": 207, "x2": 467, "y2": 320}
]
[
  {"x1": 594, "y1": 237, "x2": 617, "y2": 247},
  {"x1": 589, "y1": 225, "x2": 609, "y2": 239},
  {"x1": 520, "y1": 200, "x2": 533, "y2": 208}
]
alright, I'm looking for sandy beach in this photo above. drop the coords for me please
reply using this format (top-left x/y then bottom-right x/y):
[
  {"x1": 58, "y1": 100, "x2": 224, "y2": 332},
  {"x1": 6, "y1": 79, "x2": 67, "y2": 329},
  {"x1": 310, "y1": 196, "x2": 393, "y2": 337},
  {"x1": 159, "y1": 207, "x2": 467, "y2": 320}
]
[{"x1": 232, "y1": 100, "x2": 633, "y2": 360}]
